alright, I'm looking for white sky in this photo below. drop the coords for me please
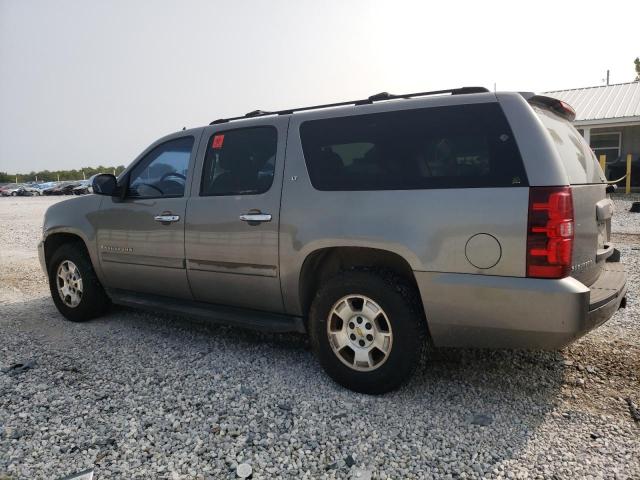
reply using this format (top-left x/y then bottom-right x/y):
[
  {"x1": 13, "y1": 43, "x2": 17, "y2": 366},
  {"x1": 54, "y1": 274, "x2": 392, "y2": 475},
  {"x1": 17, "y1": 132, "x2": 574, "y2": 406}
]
[{"x1": 1, "y1": 0, "x2": 638, "y2": 173}]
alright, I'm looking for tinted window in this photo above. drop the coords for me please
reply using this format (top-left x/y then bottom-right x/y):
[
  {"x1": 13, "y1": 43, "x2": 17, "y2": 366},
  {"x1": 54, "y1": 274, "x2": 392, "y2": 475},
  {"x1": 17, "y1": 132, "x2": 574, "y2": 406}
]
[
  {"x1": 299, "y1": 103, "x2": 527, "y2": 191},
  {"x1": 200, "y1": 127, "x2": 277, "y2": 196},
  {"x1": 535, "y1": 107, "x2": 604, "y2": 185},
  {"x1": 128, "y1": 136, "x2": 194, "y2": 198}
]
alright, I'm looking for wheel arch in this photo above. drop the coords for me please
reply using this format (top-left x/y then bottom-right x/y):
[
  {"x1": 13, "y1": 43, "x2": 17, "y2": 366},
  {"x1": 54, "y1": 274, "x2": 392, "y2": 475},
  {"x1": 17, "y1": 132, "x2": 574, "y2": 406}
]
[
  {"x1": 298, "y1": 246, "x2": 423, "y2": 318},
  {"x1": 44, "y1": 231, "x2": 92, "y2": 272}
]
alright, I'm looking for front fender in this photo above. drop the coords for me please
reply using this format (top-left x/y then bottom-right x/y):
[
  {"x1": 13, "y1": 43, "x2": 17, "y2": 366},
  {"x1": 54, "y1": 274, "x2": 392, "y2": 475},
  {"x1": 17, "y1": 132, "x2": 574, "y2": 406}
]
[{"x1": 41, "y1": 195, "x2": 105, "y2": 282}]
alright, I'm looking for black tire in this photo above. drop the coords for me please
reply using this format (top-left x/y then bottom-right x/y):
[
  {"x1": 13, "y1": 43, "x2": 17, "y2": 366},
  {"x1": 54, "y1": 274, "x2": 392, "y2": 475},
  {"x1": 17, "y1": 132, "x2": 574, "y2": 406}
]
[
  {"x1": 48, "y1": 242, "x2": 110, "y2": 322},
  {"x1": 309, "y1": 270, "x2": 426, "y2": 394}
]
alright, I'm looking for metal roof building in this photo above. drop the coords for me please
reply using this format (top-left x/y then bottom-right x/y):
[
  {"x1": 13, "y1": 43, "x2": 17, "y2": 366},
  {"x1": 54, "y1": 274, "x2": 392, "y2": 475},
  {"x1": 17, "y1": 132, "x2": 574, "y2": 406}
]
[
  {"x1": 545, "y1": 82, "x2": 640, "y2": 127},
  {"x1": 545, "y1": 82, "x2": 640, "y2": 183}
]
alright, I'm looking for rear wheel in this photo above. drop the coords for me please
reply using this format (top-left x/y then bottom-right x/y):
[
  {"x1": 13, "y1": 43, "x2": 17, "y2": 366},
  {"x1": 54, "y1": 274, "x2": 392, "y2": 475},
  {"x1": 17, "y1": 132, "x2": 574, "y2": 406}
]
[
  {"x1": 309, "y1": 270, "x2": 426, "y2": 394},
  {"x1": 48, "y1": 243, "x2": 110, "y2": 322}
]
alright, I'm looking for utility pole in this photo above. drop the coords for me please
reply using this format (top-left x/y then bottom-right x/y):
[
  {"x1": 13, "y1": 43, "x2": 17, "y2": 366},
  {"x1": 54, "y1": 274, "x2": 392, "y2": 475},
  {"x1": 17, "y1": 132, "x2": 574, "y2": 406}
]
[
  {"x1": 606, "y1": 70, "x2": 610, "y2": 86},
  {"x1": 57, "y1": 173, "x2": 60, "y2": 182}
]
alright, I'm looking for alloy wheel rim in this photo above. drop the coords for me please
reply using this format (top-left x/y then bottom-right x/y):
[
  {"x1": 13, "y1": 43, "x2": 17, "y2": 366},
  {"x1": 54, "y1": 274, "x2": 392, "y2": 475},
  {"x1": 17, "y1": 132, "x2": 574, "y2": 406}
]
[
  {"x1": 326, "y1": 295, "x2": 393, "y2": 372},
  {"x1": 56, "y1": 260, "x2": 83, "y2": 308}
]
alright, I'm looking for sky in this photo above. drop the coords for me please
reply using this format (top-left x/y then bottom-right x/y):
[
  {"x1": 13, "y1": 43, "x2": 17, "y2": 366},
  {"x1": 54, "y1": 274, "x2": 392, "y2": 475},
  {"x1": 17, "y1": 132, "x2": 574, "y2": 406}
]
[{"x1": 1, "y1": 0, "x2": 638, "y2": 174}]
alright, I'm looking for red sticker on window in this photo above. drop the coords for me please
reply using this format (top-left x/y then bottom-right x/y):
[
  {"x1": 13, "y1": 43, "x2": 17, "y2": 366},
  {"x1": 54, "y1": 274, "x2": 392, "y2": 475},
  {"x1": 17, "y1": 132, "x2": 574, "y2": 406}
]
[{"x1": 212, "y1": 134, "x2": 225, "y2": 149}]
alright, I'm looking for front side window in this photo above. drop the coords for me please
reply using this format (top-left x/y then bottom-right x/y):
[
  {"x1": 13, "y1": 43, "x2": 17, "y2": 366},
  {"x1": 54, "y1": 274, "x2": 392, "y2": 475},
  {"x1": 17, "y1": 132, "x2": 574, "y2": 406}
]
[
  {"x1": 200, "y1": 127, "x2": 277, "y2": 196},
  {"x1": 128, "y1": 136, "x2": 194, "y2": 198},
  {"x1": 299, "y1": 103, "x2": 527, "y2": 191}
]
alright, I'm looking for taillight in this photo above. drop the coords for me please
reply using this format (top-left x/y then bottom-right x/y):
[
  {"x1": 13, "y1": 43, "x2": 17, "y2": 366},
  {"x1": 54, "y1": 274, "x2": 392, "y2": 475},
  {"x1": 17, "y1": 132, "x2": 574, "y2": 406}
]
[
  {"x1": 526, "y1": 186, "x2": 574, "y2": 279},
  {"x1": 557, "y1": 100, "x2": 576, "y2": 120},
  {"x1": 527, "y1": 95, "x2": 577, "y2": 121}
]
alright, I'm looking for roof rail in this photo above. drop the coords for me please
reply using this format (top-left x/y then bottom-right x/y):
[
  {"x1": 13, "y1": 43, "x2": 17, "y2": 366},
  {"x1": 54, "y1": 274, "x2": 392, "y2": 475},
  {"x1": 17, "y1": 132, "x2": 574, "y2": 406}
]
[{"x1": 209, "y1": 86, "x2": 489, "y2": 125}]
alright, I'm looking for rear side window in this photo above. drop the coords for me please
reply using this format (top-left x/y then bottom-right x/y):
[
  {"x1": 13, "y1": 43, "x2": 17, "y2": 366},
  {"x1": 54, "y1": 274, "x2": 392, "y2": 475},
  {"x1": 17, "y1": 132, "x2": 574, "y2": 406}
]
[
  {"x1": 200, "y1": 127, "x2": 277, "y2": 196},
  {"x1": 535, "y1": 107, "x2": 604, "y2": 185},
  {"x1": 299, "y1": 103, "x2": 527, "y2": 191}
]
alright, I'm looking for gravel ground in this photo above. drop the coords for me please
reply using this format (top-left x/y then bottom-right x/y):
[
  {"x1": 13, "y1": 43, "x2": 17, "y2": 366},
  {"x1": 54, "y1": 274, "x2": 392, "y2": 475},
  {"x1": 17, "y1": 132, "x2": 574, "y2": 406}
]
[
  {"x1": 612, "y1": 194, "x2": 640, "y2": 235},
  {"x1": 1, "y1": 196, "x2": 638, "y2": 479}
]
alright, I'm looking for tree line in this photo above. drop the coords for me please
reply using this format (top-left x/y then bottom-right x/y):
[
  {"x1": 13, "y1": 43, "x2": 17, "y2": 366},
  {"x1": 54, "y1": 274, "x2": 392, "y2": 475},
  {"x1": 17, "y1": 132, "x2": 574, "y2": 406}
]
[{"x1": 0, "y1": 165, "x2": 126, "y2": 183}]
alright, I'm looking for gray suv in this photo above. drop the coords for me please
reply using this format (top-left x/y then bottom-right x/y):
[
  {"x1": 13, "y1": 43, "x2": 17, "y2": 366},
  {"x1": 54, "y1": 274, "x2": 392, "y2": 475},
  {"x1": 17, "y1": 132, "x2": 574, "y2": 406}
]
[{"x1": 39, "y1": 87, "x2": 627, "y2": 393}]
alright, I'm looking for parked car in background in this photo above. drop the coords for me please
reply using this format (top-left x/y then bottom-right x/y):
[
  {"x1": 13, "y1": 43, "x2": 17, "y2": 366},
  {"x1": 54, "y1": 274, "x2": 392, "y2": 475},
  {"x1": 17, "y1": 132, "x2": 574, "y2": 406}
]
[
  {"x1": 41, "y1": 183, "x2": 60, "y2": 195},
  {"x1": 1, "y1": 184, "x2": 27, "y2": 196},
  {"x1": 23, "y1": 185, "x2": 44, "y2": 196},
  {"x1": 0, "y1": 184, "x2": 49, "y2": 196},
  {"x1": 0, "y1": 183, "x2": 19, "y2": 196},
  {"x1": 39, "y1": 87, "x2": 627, "y2": 393},
  {"x1": 43, "y1": 181, "x2": 80, "y2": 195},
  {"x1": 72, "y1": 180, "x2": 91, "y2": 195},
  {"x1": 61, "y1": 182, "x2": 81, "y2": 195},
  {"x1": 35, "y1": 182, "x2": 57, "y2": 192}
]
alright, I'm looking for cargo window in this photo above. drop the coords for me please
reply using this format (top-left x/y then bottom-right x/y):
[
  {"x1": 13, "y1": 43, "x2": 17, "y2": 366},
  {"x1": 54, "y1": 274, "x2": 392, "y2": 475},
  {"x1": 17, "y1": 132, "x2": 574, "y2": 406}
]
[
  {"x1": 299, "y1": 103, "x2": 527, "y2": 191},
  {"x1": 200, "y1": 127, "x2": 277, "y2": 196},
  {"x1": 128, "y1": 136, "x2": 194, "y2": 198},
  {"x1": 535, "y1": 107, "x2": 605, "y2": 185}
]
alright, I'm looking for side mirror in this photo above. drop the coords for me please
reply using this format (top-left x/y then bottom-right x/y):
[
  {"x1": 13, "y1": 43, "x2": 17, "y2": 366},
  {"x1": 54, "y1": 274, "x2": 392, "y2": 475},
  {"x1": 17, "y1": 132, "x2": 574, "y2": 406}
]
[{"x1": 91, "y1": 173, "x2": 117, "y2": 196}]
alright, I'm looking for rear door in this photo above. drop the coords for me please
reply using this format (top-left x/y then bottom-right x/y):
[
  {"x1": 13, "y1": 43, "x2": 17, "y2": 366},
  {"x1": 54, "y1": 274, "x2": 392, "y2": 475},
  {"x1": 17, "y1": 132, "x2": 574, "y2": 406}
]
[
  {"x1": 185, "y1": 118, "x2": 288, "y2": 312},
  {"x1": 534, "y1": 106, "x2": 610, "y2": 286}
]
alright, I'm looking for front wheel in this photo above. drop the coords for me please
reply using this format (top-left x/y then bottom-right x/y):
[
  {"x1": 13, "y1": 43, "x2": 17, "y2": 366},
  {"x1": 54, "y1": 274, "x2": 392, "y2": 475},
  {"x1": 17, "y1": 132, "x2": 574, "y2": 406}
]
[
  {"x1": 309, "y1": 270, "x2": 426, "y2": 394},
  {"x1": 48, "y1": 243, "x2": 110, "y2": 322}
]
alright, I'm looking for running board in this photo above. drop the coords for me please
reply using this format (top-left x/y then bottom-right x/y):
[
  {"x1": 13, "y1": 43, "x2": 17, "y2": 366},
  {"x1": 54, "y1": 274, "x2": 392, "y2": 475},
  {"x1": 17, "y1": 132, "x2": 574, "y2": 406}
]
[{"x1": 107, "y1": 289, "x2": 306, "y2": 334}]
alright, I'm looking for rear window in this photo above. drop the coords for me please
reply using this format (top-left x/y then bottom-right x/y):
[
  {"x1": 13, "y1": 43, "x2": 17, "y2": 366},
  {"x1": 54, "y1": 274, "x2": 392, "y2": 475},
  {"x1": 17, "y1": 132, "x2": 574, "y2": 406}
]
[
  {"x1": 535, "y1": 107, "x2": 605, "y2": 185},
  {"x1": 299, "y1": 103, "x2": 527, "y2": 191}
]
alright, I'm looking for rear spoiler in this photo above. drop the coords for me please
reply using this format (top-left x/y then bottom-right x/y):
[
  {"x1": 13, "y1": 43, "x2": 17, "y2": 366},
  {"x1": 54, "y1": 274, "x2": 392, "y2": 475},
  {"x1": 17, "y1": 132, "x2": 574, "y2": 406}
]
[{"x1": 519, "y1": 92, "x2": 576, "y2": 122}]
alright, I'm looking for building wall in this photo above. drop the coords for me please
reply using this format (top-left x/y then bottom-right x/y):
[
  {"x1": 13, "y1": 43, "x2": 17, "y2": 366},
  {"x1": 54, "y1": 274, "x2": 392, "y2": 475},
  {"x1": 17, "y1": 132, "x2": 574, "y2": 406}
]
[{"x1": 590, "y1": 125, "x2": 640, "y2": 160}]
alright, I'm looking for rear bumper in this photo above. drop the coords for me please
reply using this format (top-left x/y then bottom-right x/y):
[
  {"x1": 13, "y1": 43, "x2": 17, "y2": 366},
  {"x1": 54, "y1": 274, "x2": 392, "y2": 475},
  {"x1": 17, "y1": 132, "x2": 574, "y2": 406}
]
[
  {"x1": 415, "y1": 263, "x2": 627, "y2": 349},
  {"x1": 586, "y1": 263, "x2": 627, "y2": 329}
]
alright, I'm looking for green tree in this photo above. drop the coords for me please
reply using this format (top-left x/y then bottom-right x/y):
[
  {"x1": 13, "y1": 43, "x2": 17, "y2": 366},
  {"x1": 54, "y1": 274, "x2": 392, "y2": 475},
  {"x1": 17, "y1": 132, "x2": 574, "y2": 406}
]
[{"x1": 635, "y1": 57, "x2": 640, "y2": 81}]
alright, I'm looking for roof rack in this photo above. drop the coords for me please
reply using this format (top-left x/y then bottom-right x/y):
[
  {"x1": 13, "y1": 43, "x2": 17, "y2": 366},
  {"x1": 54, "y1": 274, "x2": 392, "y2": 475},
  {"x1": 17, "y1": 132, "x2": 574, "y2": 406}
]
[{"x1": 209, "y1": 86, "x2": 489, "y2": 125}]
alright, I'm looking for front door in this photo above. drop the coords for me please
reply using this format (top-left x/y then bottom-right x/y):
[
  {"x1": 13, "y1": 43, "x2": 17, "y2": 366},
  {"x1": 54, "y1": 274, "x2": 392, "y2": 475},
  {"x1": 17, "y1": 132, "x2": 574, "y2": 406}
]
[
  {"x1": 96, "y1": 134, "x2": 200, "y2": 299},
  {"x1": 185, "y1": 119, "x2": 288, "y2": 312}
]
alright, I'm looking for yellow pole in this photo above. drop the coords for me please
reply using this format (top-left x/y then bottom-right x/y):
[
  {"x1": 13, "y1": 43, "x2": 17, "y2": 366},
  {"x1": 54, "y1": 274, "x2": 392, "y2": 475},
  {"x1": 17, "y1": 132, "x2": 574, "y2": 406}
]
[
  {"x1": 626, "y1": 154, "x2": 632, "y2": 194},
  {"x1": 599, "y1": 154, "x2": 606, "y2": 174}
]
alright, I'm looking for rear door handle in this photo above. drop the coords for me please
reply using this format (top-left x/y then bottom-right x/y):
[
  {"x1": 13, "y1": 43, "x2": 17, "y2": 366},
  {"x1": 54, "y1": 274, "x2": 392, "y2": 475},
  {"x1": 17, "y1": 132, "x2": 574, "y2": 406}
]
[
  {"x1": 154, "y1": 214, "x2": 180, "y2": 223},
  {"x1": 239, "y1": 213, "x2": 272, "y2": 222}
]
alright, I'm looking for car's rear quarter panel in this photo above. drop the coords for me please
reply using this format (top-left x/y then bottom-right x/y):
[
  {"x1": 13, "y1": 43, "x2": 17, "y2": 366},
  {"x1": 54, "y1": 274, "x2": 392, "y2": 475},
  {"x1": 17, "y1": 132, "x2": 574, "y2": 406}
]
[{"x1": 279, "y1": 94, "x2": 531, "y2": 318}]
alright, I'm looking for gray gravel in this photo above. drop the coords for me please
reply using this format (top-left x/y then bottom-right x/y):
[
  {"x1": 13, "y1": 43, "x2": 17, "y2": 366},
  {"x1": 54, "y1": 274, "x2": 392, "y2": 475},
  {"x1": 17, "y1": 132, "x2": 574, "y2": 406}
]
[
  {"x1": 1, "y1": 196, "x2": 639, "y2": 479},
  {"x1": 612, "y1": 194, "x2": 640, "y2": 235}
]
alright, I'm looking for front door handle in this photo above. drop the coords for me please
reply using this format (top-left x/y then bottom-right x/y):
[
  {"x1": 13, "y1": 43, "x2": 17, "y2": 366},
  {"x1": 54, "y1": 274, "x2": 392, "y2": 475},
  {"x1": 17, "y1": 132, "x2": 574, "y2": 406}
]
[
  {"x1": 239, "y1": 213, "x2": 272, "y2": 222},
  {"x1": 154, "y1": 214, "x2": 180, "y2": 223}
]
